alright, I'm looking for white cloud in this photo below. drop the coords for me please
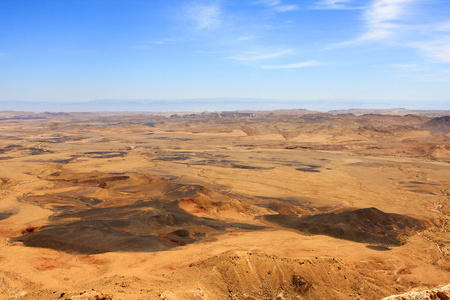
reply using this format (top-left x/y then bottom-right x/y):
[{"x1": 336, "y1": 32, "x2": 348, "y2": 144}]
[
  {"x1": 185, "y1": 2, "x2": 221, "y2": 30},
  {"x1": 132, "y1": 38, "x2": 177, "y2": 50},
  {"x1": 361, "y1": 0, "x2": 417, "y2": 41},
  {"x1": 151, "y1": 38, "x2": 175, "y2": 45},
  {"x1": 229, "y1": 49, "x2": 293, "y2": 61},
  {"x1": 237, "y1": 35, "x2": 255, "y2": 41},
  {"x1": 314, "y1": 0, "x2": 356, "y2": 10},
  {"x1": 262, "y1": 60, "x2": 319, "y2": 69},
  {"x1": 327, "y1": 0, "x2": 416, "y2": 46},
  {"x1": 365, "y1": 0, "x2": 412, "y2": 23},
  {"x1": 359, "y1": 1, "x2": 450, "y2": 63},
  {"x1": 391, "y1": 63, "x2": 420, "y2": 69},
  {"x1": 412, "y1": 39, "x2": 450, "y2": 63},
  {"x1": 392, "y1": 64, "x2": 450, "y2": 82},
  {"x1": 331, "y1": 0, "x2": 450, "y2": 64},
  {"x1": 390, "y1": 63, "x2": 427, "y2": 75},
  {"x1": 273, "y1": 5, "x2": 299, "y2": 12},
  {"x1": 257, "y1": 0, "x2": 298, "y2": 13},
  {"x1": 409, "y1": 20, "x2": 450, "y2": 63},
  {"x1": 256, "y1": 0, "x2": 281, "y2": 6},
  {"x1": 437, "y1": 21, "x2": 450, "y2": 32},
  {"x1": 419, "y1": 71, "x2": 450, "y2": 82}
]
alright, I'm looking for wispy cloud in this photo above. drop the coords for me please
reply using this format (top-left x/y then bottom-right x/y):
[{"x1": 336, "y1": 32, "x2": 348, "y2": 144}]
[
  {"x1": 390, "y1": 63, "x2": 427, "y2": 76},
  {"x1": 331, "y1": 0, "x2": 450, "y2": 65},
  {"x1": 359, "y1": 1, "x2": 450, "y2": 63},
  {"x1": 236, "y1": 35, "x2": 255, "y2": 41},
  {"x1": 360, "y1": 0, "x2": 417, "y2": 41},
  {"x1": 391, "y1": 64, "x2": 450, "y2": 82},
  {"x1": 327, "y1": 0, "x2": 418, "y2": 46},
  {"x1": 412, "y1": 39, "x2": 450, "y2": 63},
  {"x1": 418, "y1": 71, "x2": 450, "y2": 82},
  {"x1": 326, "y1": 0, "x2": 413, "y2": 47},
  {"x1": 185, "y1": 2, "x2": 221, "y2": 30},
  {"x1": 262, "y1": 60, "x2": 319, "y2": 69},
  {"x1": 257, "y1": 0, "x2": 298, "y2": 12},
  {"x1": 132, "y1": 38, "x2": 177, "y2": 50},
  {"x1": 437, "y1": 21, "x2": 450, "y2": 32},
  {"x1": 391, "y1": 63, "x2": 421, "y2": 70},
  {"x1": 229, "y1": 49, "x2": 293, "y2": 61},
  {"x1": 256, "y1": 0, "x2": 281, "y2": 6},
  {"x1": 273, "y1": 5, "x2": 298, "y2": 12},
  {"x1": 314, "y1": 0, "x2": 357, "y2": 10},
  {"x1": 151, "y1": 38, "x2": 175, "y2": 45}
]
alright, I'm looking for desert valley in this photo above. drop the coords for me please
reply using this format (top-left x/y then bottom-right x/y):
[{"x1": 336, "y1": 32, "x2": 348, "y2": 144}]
[{"x1": 0, "y1": 109, "x2": 449, "y2": 299}]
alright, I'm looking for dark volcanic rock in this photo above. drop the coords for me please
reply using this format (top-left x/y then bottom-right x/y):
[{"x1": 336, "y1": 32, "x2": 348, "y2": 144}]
[
  {"x1": 423, "y1": 116, "x2": 450, "y2": 132},
  {"x1": 263, "y1": 207, "x2": 423, "y2": 245},
  {"x1": 0, "y1": 212, "x2": 14, "y2": 221},
  {"x1": 15, "y1": 226, "x2": 178, "y2": 254},
  {"x1": 15, "y1": 200, "x2": 264, "y2": 254}
]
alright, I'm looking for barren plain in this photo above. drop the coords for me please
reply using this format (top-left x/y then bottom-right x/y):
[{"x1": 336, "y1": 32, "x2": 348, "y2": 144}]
[{"x1": 0, "y1": 110, "x2": 449, "y2": 299}]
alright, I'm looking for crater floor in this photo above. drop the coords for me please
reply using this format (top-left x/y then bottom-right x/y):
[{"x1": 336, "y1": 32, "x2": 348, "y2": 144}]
[{"x1": 0, "y1": 111, "x2": 449, "y2": 299}]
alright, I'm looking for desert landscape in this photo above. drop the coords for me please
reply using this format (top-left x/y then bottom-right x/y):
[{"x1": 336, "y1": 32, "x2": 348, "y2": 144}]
[{"x1": 0, "y1": 109, "x2": 449, "y2": 299}]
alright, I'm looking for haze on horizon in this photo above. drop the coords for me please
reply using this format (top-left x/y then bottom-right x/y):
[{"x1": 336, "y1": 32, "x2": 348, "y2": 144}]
[{"x1": 0, "y1": 0, "x2": 449, "y2": 111}]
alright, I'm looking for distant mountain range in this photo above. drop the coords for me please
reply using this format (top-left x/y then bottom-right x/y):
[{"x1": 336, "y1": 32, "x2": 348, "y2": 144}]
[
  {"x1": 328, "y1": 108, "x2": 450, "y2": 117},
  {"x1": 1, "y1": 99, "x2": 332, "y2": 112},
  {"x1": 0, "y1": 99, "x2": 448, "y2": 116}
]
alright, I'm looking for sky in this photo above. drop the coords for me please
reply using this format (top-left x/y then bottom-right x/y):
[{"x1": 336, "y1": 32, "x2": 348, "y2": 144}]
[{"x1": 0, "y1": 0, "x2": 449, "y2": 111}]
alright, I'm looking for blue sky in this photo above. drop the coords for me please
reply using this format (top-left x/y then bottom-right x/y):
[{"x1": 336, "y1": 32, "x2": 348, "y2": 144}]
[{"x1": 0, "y1": 0, "x2": 449, "y2": 111}]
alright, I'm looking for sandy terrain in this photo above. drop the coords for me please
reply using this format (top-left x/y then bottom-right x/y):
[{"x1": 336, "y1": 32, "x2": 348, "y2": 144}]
[{"x1": 0, "y1": 111, "x2": 449, "y2": 299}]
